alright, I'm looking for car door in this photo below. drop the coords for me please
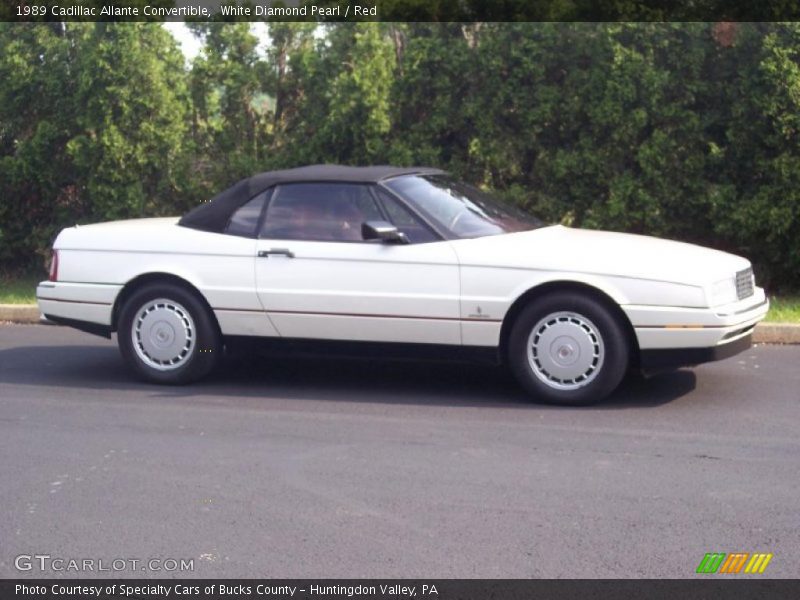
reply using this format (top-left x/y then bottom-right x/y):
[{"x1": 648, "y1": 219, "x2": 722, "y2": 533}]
[{"x1": 254, "y1": 182, "x2": 462, "y2": 344}]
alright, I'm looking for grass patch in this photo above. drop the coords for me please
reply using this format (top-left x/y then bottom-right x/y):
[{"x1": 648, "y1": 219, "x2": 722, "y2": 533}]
[
  {"x1": 0, "y1": 274, "x2": 42, "y2": 304},
  {"x1": 766, "y1": 295, "x2": 800, "y2": 323}
]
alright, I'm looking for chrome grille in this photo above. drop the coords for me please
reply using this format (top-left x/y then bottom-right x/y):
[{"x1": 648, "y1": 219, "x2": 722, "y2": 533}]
[{"x1": 735, "y1": 267, "x2": 754, "y2": 300}]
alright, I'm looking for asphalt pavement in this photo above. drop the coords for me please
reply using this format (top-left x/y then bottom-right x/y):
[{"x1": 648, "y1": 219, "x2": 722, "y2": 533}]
[{"x1": 0, "y1": 324, "x2": 798, "y2": 578}]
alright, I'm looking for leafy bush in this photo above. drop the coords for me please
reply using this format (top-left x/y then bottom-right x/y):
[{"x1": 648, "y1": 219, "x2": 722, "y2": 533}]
[{"x1": 1, "y1": 22, "x2": 798, "y2": 289}]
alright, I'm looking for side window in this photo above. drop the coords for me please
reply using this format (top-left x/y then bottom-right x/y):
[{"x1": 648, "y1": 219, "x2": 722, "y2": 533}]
[
  {"x1": 225, "y1": 192, "x2": 268, "y2": 237},
  {"x1": 260, "y1": 183, "x2": 382, "y2": 242},
  {"x1": 376, "y1": 189, "x2": 439, "y2": 244}
]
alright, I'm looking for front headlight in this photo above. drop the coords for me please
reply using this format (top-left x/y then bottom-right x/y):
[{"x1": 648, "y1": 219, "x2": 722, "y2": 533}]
[{"x1": 709, "y1": 277, "x2": 738, "y2": 306}]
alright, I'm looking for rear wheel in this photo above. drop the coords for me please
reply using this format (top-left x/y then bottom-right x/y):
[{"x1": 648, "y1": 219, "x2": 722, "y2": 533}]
[
  {"x1": 118, "y1": 283, "x2": 220, "y2": 384},
  {"x1": 508, "y1": 292, "x2": 630, "y2": 405}
]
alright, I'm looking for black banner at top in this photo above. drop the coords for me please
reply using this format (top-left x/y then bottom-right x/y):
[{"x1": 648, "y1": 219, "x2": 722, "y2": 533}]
[{"x1": 3, "y1": 0, "x2": 800, "y2": 22}]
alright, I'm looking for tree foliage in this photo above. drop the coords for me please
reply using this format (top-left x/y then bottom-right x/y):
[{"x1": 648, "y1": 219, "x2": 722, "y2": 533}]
[
  {"x1": 1, "y1": 22, "x2": 799, "y2": 289},
  {"x1": 0, "y1": 22, "x2": 190, "y2": 270}
]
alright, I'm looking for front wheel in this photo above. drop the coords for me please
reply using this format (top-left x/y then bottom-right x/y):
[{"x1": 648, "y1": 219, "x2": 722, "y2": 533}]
[
  {"x1": 117, "y1": 283, "x2": 221, "y2": 384},
  {"x1": 508, "y1": 292, "x2": 630, "y2": 406}
]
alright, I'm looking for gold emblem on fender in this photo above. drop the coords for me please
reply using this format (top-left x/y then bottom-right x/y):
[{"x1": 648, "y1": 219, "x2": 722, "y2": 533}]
[{"x1": 468, "y1": 306, "x2": 491, "y2": 319}]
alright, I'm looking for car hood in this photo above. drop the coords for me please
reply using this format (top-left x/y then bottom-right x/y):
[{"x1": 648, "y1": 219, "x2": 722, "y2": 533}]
[{"x1": 449, "y1": 225, "x2": 750, "y2": 286}]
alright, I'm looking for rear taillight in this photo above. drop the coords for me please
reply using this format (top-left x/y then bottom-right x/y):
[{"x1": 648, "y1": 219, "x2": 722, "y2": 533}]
[{"x1": 48, "y1": 250, "x2": 59, "y2": 282}]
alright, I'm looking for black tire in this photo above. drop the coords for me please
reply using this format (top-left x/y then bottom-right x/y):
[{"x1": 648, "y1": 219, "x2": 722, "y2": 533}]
[
  {"x1": 507, "y1": 292, "x2": 630, "y2": 406},
  {"x1": 117, "y1": 282, "x2": 221, "y2": 384}
]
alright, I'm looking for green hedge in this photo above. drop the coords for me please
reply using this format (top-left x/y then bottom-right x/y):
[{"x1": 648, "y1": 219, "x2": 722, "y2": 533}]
[{"x1": 1, "y1": 22, "x2": 798, "y2": 289}]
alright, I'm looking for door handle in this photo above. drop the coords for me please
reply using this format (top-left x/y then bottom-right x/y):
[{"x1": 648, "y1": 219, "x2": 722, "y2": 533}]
[{"x1": 258, "y1": 248, "x2": 295, "y2": 258}]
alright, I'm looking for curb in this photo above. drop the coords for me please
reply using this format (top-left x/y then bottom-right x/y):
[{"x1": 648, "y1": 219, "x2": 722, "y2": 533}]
[
  {"x1": 751, "y1": 322, "x2": 800, "y2": 345},
  {"x1": 2, "y1": 304, "x2": 800, "y2": 344},
  {"x1": 0, "y1": 304, "x2": 42, "y2": 323}
]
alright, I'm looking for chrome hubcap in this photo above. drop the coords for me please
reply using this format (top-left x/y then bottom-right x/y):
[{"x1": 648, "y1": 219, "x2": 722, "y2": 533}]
[
  {"x1": 527, "y1": 311, "x2": 604, "y2": 390},
  {"x1": 132, "y1": 298, "x2": 195, "y2": 371}
]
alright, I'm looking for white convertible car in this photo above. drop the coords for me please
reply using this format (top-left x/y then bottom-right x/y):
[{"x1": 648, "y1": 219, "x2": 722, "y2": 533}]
[{"x1": 37, "y1": 165, "x2": 768, "y2": 405}]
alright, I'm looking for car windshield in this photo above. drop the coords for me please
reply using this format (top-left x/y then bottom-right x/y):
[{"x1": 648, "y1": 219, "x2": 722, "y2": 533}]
[{"x1": 384, "y1": 175, "x2": 544, "y2": 238}]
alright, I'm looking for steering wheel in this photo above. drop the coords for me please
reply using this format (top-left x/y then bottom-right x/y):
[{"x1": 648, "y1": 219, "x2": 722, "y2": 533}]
[{"x1": 449, "y1": 211, "x2": 467, "y2": 232}]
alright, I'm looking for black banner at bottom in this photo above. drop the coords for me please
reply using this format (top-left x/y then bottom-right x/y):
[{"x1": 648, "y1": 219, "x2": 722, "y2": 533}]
[{"x1": 2, "y1": 580, "x2": 800, "y2": 600}]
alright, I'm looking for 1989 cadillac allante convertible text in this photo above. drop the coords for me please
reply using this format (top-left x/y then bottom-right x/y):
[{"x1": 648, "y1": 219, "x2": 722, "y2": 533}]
[{"x1": 37, "y1": 165, "x2": 768, "y2": 405}]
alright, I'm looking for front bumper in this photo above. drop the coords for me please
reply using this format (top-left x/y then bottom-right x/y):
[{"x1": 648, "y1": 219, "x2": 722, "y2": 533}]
[
  {"x1": 623, "y1": 287, "x2": 769, "y2": 369},
  {"x1": 639, "y1": 333, "x2": 753, "y2": 370}
]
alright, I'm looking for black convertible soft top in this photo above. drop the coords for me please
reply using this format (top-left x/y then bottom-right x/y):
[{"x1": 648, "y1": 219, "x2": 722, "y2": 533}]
[{"x1": 178, "y1": 164, "x2": 445, "y2": 233}]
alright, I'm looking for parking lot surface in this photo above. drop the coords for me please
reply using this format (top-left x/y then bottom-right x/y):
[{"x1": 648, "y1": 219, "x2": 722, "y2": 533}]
[{"x1": 1, "y1": 325, "x2": 798, "y2": 578}]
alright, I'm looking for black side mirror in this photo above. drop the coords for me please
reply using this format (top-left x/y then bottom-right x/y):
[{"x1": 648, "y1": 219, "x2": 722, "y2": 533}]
[{"x1": 361, "y1": 220, "x2": 409, "y2": 244}]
